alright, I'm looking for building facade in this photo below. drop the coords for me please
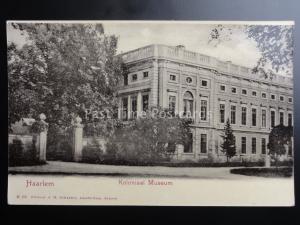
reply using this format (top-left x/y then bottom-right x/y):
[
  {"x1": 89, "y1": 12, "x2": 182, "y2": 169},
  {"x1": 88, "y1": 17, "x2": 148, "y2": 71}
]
[{"x1": 117, "y1": 44, "x2": 294, "y2": 162}]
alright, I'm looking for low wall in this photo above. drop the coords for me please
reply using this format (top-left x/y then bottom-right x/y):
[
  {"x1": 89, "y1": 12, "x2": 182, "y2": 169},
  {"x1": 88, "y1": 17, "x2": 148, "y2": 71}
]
[
  {"x1": 83, "y1": 137, "x2": 107, "y2": 153},
  {"x1": 9, "y1": 134, "x2": 34, "y2": 153},
  {"x1": 81, "y1": 137, "x2": 107, "y2": 163}
]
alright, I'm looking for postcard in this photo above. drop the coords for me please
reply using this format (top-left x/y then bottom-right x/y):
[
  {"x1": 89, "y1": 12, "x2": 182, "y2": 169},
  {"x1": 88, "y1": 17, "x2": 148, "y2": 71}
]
[{"x1": 7, "y1": 20, "x2": 294, "y2": 206}]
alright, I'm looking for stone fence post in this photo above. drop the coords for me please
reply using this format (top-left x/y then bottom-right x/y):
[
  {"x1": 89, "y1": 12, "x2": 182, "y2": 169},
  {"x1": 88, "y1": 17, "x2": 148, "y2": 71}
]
[
  {"x1": 72, "y1": 116, "x2": 83, "y2": 162},
  {"x1": 33, "y1": 113, "x2": 48, "y2": 162},
  {"x1": 176, "y1": 144, "x2": 184, "y2": 161}
]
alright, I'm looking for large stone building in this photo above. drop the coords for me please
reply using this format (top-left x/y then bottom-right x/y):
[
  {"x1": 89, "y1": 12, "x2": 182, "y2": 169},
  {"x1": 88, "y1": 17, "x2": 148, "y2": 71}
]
[{"x1": 117, "y1": 44, "x2": 293, "y2": 162}]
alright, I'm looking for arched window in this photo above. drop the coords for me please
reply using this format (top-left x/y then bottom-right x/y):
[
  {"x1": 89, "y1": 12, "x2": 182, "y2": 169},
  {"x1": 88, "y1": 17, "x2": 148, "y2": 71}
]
[{"x1": 183, "y1": 91, "x2": 194, "y2": 116}]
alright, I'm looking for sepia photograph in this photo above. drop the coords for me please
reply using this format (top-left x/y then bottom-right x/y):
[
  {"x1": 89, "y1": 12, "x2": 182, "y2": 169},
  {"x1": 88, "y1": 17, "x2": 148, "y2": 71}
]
[{"x1": 7, "y1": 21, "x2": 294, "y2": 206}]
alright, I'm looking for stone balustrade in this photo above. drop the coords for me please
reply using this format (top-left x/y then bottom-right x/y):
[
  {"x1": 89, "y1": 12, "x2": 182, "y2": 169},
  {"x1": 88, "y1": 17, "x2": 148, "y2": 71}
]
[{"x1": 119, "y1": 44, "x2": 293, "y2": 86}]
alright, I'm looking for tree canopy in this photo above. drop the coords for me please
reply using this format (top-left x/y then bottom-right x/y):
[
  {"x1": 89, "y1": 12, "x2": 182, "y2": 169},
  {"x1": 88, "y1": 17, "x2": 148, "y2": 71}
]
[
  {"x1": 8, "y1": 23, "x2": 124, "y2": 129},
  {"x1": 208, "y1": 24, "x2": 293, "y2": 78},
  {"x1": 268, "y1": 124, "x2": 293, "y2": 160}
]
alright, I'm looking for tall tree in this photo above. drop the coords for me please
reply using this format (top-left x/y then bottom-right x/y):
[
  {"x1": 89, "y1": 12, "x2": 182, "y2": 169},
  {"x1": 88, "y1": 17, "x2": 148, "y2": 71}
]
[
  {"x1": 268, "y1": 124, "x2": 293, "y2": 167},
  {"x1": 8, "y1": 23, "x2": 124, "y2": 129},
  {"x1": 220, "y1": 118, "x2": 236, "y2": 162}
]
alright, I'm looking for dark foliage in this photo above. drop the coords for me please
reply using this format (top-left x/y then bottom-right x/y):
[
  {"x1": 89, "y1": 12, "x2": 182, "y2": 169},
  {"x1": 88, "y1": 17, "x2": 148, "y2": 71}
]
[
  {"x1": 105, "y1": 111, "x2": 191, "y2": 164},
  {"x1": 9, "y1": 138, "x2": 46, "y2": 166},
  {"x1": 230, "y1": 167, "x2": 293, "y2": 178},
  {"x1": 8, "y1": 23, "x2": 124, "y2": 130},
  {"x1": 268, "y1": 124, "x2": 293, "y2": 166},
  {"x1": 220, "y1": 118, "x2": 236, "y2": 162}
]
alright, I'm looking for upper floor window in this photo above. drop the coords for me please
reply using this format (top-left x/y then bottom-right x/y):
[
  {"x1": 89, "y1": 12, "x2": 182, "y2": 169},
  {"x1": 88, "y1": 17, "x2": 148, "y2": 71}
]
[
  {"x1": 231, "y1": 105, "x2": 236, "y2": 124},
  {"x1": 201, "y1": 80, "x2": 208, "y2": 87},
  {"x1": 220, "y1": 104, "x2": 225, "y2": 123},
  {"x1": 261, "y1": 92, "x2": 267, "y2": 99},
  {"x1": 242, "y1": 89, "x2": 247, "y2": 95},
  {"x1": 241, "y1": 106, "x2": 247, "y2": 125},
  {"x1": 132, "y1": 74, "x2": 138, "y2": 82},
  {"x1": 288, "y1": 97, "x2": 293, "y2": 103},
  {"x1": 143, "y1": 71, "x2": 149, "y2": 78},
  {"x1": 186, "y1": 77, "x2": 193, "y2": 84},
  {"x1": 170, "y1": 74, "x2": 176, "y2": 81},
  {"x1": 252, "y1": 108, "x2": 257, "y2": 126},
  {"x1": 271, "y1": 94, "x2": 276, "y2": 100},
  {"x1": 231, "y1": 87, "x2": 237, "y2": 94},
  {"x1": 252, "y1": 91, "x2": 257, "y2": 97},
  {"x1": 183, "y1": 91, "x2": 194, "y2": 117},
  {"x1": 261, "y1": 109, "x2": 267, "y2": 128},
  {"x1": 279, "y1": 95, "x2": 284, "y2": 102},
  {"x1": 220, "y1": 85, "x2": 226, "y2": 92}
]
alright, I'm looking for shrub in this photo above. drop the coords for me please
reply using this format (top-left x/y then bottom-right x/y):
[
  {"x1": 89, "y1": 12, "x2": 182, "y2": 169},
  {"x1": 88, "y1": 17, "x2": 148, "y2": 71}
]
[
  {"x1": 82, "y1": 146, "x2": 103, "y2": 163},
  {"x1": 9, "y1": 138, "x2": 45, "y2": 166},
  {"x1": 105, "y1": 113, "x2": 191, "y2": 165},
  {"x1": 9, "y1": 139, "x2": 24, "y2": 166},
  {"x1": 230, "y1": 167, "x2": 293, "y2": 177}
]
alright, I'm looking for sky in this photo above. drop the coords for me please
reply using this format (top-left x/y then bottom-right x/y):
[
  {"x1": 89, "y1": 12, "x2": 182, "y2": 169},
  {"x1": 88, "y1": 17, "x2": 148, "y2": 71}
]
[
  {"x1": 103, "y1": 22, "x2": 261, "y2": 68},
  {"x1": 7, "y1": 21, "x2": 267, "y2": 69}
]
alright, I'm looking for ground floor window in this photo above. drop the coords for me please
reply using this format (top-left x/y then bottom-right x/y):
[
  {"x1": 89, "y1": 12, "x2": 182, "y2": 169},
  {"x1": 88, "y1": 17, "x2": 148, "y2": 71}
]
[
  {"x1": 280, "y1": 111, "x2": 284, "y2": 125},
  {"x1": 184, "y1": 133, "x2": 193, "y2": 153},
  {"x1": 122, "y1": 97, "x2": 128, "y2": 120},
  {"x1": 288, "y1": 113, "x2": 292, "y2": 126},
  {"x1": 167, "y1": 142, "x2": 176, "y2": 153},
  {"x1": 271, "y1": 110, "x2": 276, "y2": 127},
  {"x1": 131, "y1": 96, "x2": 137, "y2": 119},
  {"x1": 200, "y1": 134, "x2": 207, "y2": 153},
  {"x1": 252, "y1": 137, "x2": 256, "y2": 154},
  {"x1": 241, "y1": 137, "x2": 246, "y2": 154},
  {"x1": 261, "y1": 138, "x2": 266, "y2": 154},
  {"x1": 288, "y1": 141, "x2": 293, "y2": 156},
  {"x1": 142, "y1": 94, "x2": 149, "y2": 112}
]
